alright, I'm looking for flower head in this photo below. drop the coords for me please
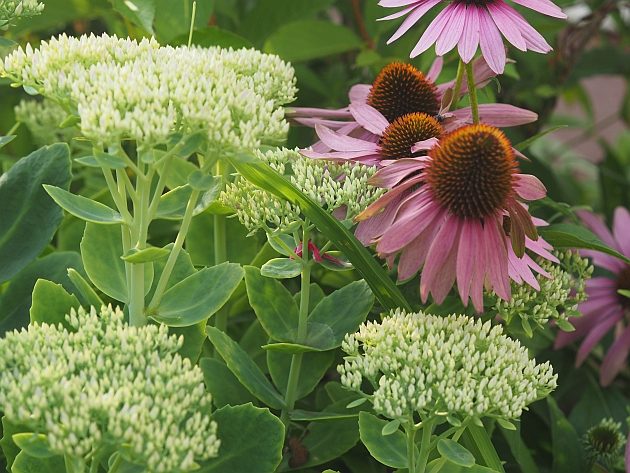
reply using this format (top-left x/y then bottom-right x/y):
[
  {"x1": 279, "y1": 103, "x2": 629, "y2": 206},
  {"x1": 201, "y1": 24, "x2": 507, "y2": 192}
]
[
  {"x1": 14, "y1": 98, "x2": 79, "y2": 146},
  {"x1": 378, "y1": 0, "x2": 566, "y2": 74},
  {"x1": 355, "y1": 124, "x2": 553, "y2": 311},
  {"x1": 1, "y1": 33, "x2": 296, "y2": 149},
  {"x1": 555, "y1": 207, "x2": 630, "y2": 386},
  {"x1": 0, "y1": 0, "x2": 44, "y2": 30},
  {"x1": 492, "y1": 250, "x2": 593, "y2": 335},
  {"x1": 0, "y1": 305, "x2": 220, "y2": 472},
  {"x1": 339, "y1": 309, "x2": 556, "y2": 421},
  {"x1": 583, "y1": 418, "x2": 626, "y2": 469},
  {"x1": 220, "y1": 147, "x2": 384, "y2": 234}
]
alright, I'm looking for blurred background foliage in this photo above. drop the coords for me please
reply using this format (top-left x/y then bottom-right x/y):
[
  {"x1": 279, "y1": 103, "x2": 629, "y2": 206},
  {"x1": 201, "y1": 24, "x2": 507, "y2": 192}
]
[{"x1": 0, "y1": 1, "x2": 629, "y2": 471}]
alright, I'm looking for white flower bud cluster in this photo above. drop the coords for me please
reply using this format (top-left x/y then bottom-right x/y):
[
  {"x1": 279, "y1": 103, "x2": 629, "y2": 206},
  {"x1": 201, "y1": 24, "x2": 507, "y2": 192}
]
[
  {"x1": 1, "y1": 33, "x2": 296, "y2": 149},
  {"x1": 339, "y1": 309, "x2": 557, "y2": 422},
  {"x1": 492, "y1": 251, "x2": 593, "y2": 333},
  {"x1": 0, "y1": 0, "x2": 44, "y2": 30},
  {"x1": 14, "y1": 98, "x2": 78, "y2": 146},
  {"x1": 220, "y1": 147, "x2": 384, "y2": 233},
  {"x1": 0, "y1": 306, "x2": 220, "y2": 472}
]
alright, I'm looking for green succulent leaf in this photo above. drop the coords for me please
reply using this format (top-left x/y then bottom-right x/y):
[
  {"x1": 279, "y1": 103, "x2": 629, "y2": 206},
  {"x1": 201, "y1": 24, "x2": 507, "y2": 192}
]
[
  {"x1": 44, "y1": 185, "x2": 123, "y2": 224},
  {"x1": 260, "y1": 258, "x2": 302, "y2": 279},
  {"x1": 437, "y1": 439, "x2": 476, "y2": 468},
  {"x1": 358, "y1": 412, "x2": 408, "y2": 469}
]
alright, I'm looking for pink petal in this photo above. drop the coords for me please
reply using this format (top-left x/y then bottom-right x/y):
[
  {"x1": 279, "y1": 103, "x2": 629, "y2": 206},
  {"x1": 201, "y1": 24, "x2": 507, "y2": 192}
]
[
  {"x1": 378, "y1": 201, "x2": 444, "y2": 254},
  {"x1": 300, "y1": 149, "x2": 380, "y2": 161},
  {"x1": 458, "y1": 5, "x2": 480, "y2": 63},
  {"x1": 514, "y1": 173, "x2": 546, "y2": 200},
  {"x1": 510, "y1": 0, "x2": 567, "y2": 18},
  {"x1": 379, "y1": 0, "x2": 420, "y2": 7},
  {"x1": 349, "y1": 103, "x2": 389, "y2": 135},
  {"x1": 355, "y1": 193, "x2": 404, "y2": 244},
  {"x1": 315, "y1": 124, "x2": 379, "y2": 152},
  {"x1": 410, "y1": 6, "x2": 453, "y2": 57},
  {"x1": 577, "y1": 210, "x2": 618, "y2": 248},
  {"x1": 613, "y1": 207, "x2": 630, "y2": 256},
  {"x1": 456, "y1": 220, "x2": 478, "y2": 303},
  {"x1": 293, "y1": 118, "x2": 351, "y2": 129},
  {"x1": 349, "y1": 84, "x2": 371, "y2": 104},
  {"x1": 478, "y1": 8, "x2": 507, "y2": 74},
  {"x1": 369, "y1": 159, "x2": 426, "y2": 187},
  {"x1": 587, "y1": 276, "x2": 617, "y2": 289},
  {"x1": 387, "y1": 0, "x2": 441, "y2": 44},
  {"x1": 286, "y1": 107, "x2": 352, "y2": 119},
  {"x1": 600, "y1": 324, "x2": 630, "y2": 386},
  {"x1": 398, "y1": 224, "x2": 439, "y2": 281},
  {"x1": 378, "y1": 4, "x2": 417, "y2": 21},
  {"x1": 358, "y1": 175, "x2": 425, "y2": 220},
  {"x1": 485, "y1": 216, "x2": 511, "y2": 300},
  {"x1": 487, "y1": 1, "x2": 526, "y2": 51},
  {"x1": 497, "y1": 4, "x2": 552, "y2": 53},
  {"x1": 426, "y1": 56, "x2": 443, "y2": 82},
  {"x1": 451, "y1": 104, "x2": 538, "y2": 127},
  {"x1": 435, "y1": 3, "x2": 466, "y2": 56},
  {"x1": 575, "y1": 308, "x2": 623, "y2": 366},
  {"x1": 421, "y1": 214, "x2": 459, "y2": 303},
  {"x1": 410, "y1": 137, "x2": 440, "y2": 153}
]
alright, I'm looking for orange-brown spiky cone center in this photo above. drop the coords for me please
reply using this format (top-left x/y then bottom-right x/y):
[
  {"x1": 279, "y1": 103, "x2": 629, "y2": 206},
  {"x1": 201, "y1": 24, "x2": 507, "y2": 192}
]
[{"x1": 379, "y1": 113, "x2": 443, "y2": 160}]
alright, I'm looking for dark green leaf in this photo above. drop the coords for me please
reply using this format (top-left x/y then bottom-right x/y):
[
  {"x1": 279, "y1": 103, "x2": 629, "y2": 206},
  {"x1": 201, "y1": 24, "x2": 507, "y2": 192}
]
[
  {"x1": 461, "y1": 424, "x2": 505, "y2": 472},
  {"x1": 44, "y1": 185, "x2": 123, "y2": 224},
  {"x1": 110, "y1": 0, "x2": 155, "y2": 33},
  {"x1": 12, "y1": 434, "x2": 54, "y2": 459},
  {"x1": 1, "y1": 417, "x2": 23, "y2": 469},
  {"x1": 0, "y1": 144, "x2": 72, "y2": 283},
  {"x1": 207, "y1": 326, "x2": 285, "y2": 409},
  {"x1": 267, "y1": 349, "x2": 334, "y2": 399},
  {"x1": 548, "y1": 397, "x2": 586, "y2": 473},
  {"x1": 30, "y1": 279, "x2": 80, "y2": 328},
  {"x1": 437, "y1": 439, "x2": 475, "y2": 467},
  {"x1": 200, "y1": 357, "x2": 257, "y2": 408},
  {"x1": 499, "y1": 425, "x2": 540, "y2": 473},
  {"x1": 290, "y1": 410, "x2": 358, "y2": 421},
  {"x1": 187, "y1": 171, "x2": 219, "y2": 192},
  {"x1": 289, "y1": 417, "x2": 359, "y2": 469},
  {"x1": 199, "y1": 404, "x2": 284, "y2": 473},
  {"x1": 67, "y1": 268, "x2": 104, "y2": 309},
  {"x1": 264, "y1": 20, "x2": 362, "y2": 62},
  {"x1": 152, "y1": 263, "x2": 244, "y2": 326},
  {"x1": 155, "y1": 184, "x2": 220, "y2": 220},
  {"x1": 358, "y1": 412, "x2": 408, "y2": 469},
  {"x1": 226, "y1": 153, "x2": 410, "y2": 312},
  {"x1": 75, "y1": 152, "x2": 126, "y2": 169},
  {"x1": 11, "y1": 451, "x2": 65, "y2": 473},
  {"x1": 540, "y1": 223, "x2": 630, "y2": 264}
]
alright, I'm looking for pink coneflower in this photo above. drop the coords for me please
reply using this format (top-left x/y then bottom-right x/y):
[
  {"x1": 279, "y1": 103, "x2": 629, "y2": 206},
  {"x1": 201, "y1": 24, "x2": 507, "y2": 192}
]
[
  {"x1": 378, "y1": 0, "x2": 566, "y2": 74},
  {"x1": 288, "y1": 59, "x2": 499, "y2": 138},
  {"x1": 355, "y1": 123, "x2": 552, "y2": 311},
  {"x1": 555, "y1": 207, "x2": 630, "y2": 386}
]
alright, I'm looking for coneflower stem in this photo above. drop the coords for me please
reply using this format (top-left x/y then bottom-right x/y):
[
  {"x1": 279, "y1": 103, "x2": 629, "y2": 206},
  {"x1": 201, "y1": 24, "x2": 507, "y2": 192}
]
[
  {"x1": 465, "y1": 62, "x2": 480, "y2": 124},
  {"x1": 451, "y1": 60, "x2": 466, "y2": 107}
]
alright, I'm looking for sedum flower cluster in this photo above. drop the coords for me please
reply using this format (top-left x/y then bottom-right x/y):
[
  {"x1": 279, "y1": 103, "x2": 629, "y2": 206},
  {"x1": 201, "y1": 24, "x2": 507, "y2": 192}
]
[
  {"x1": 339, "y1": 309, "x2": 557, "y2": 422},
  {"x1": 0, "y1": 305, "x2": 220, "y2": 473},
  {"x1": 14, "y1": 98, "x2": 78, "y2": 146},
  {"x1": 0, "y1": 0, "x2": 43, "y2": 30},
  {"x1": 492, "y1": 251, "x2": 593, "y2": 335},
  {"x1": 220, "y1": 147, "x2": 384, "y2": 233},
  {"x1": 1, "y1": 33, "x2": 296, "y2": 149}
]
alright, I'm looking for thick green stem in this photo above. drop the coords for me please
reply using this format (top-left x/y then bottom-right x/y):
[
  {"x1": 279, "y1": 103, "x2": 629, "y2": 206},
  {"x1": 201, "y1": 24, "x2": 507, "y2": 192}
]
[
  {"x1": 465, "y1": 62, "x2": 480, "y2": 124},
  {"x1": 213, "y1": 159, "x2": 230, "y2": 332},
  {"x1": 451, "y1": 60, "x2": 466, "y2": 107},
  {"x1": 280, "y1": 226, "x2": 311, "y2": 427},
  {"x1": 416, "y1": 417, "x2": 436, "y2": 473},
  {"x1": 148, "y1": 189, "x2": 200, "y2": 311},
  {"x1": 406, "y1": 421, "x2": 417, "y2": 473}
]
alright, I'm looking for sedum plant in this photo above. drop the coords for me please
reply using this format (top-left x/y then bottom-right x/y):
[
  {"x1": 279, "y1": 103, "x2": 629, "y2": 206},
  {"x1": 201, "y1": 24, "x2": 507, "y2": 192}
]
[
  {"x1": 0, "y1": 0, "x2": 43, "y2": 30},
  {"x1": 0, "y1": 305, "x2": 220, "y2": 473},
  {"x1": 339, "y1": 309, "x2": 557, "y2": 472}
]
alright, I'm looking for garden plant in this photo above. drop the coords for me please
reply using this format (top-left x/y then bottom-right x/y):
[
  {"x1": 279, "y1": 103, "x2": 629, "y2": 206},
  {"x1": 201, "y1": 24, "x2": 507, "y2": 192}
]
[{"x1": 0, "y1": 0, "x2": 629, "y2": 472}]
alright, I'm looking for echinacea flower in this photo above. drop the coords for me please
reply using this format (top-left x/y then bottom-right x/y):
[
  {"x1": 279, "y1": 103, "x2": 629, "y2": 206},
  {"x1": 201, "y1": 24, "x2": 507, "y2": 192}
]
[
  {"x1": 356, "y1": 123, "x2": 552, "y2": 311},
  {"x1": 555, "y1": 207, "x2": 630, "y2": 386},
  {"x1": 288, "y1": 59, "x2": 530, "y2": 141},
  {"x1": 378, "y1": 0, "x2": 566, "y2": 74}
]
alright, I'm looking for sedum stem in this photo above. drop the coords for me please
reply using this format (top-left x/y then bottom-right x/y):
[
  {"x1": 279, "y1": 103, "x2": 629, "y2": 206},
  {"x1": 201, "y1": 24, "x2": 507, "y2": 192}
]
[
  {"x1": 416, "y1": 417, "x2": 436, "y2": 473},
  {"x1": 406, "y1": 421, "x2": 417, "y2": 473},
  {"x1": 465, "y1": 62, "x2": 480, "y2": 124},
  {"x1": 280, "y1": 225, "x2": 311, "y2": 428},
  {"x1": 213, "y1": 159, "x2": 230, "y2": 332}
]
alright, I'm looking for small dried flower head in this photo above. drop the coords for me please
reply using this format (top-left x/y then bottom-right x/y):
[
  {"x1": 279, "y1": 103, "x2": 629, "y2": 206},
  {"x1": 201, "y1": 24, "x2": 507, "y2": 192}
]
[
  {"x1": 14, "y1": 98, "x2": 79, "y2": 146},
  {"x1": 583, "y1": 418, "x2": 625, "y2": 468},
  {"x1": 0, "y1": 0, "x2": 44, "y2": 30},
  {"x1": 1, "y1": 33, "x2": 296, "y2": 149},
  {"x1": 492, "y1": 251, "x2": 593, "y2": 335},
  {"x1": 339, "y1": 309, "x2": 557, "y2": 422},
  {"x1": 220, "y1": 147, "x2": 384, "y2": 234},
  {"x1": 0, "y1": 305, "x2": 220, "y2": 473}
]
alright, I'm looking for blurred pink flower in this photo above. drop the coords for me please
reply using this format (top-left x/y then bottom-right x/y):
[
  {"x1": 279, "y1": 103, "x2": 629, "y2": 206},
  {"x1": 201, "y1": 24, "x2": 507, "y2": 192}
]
[
  {"x1": 378, "y1": 0, "x2": 566, "y2": 74},
  {"x1": 355, "y1": 123, "x2": 553, "y2": 311},
  {"x1": 555, "y1": 207, "x2": 630, "y2": 386}
]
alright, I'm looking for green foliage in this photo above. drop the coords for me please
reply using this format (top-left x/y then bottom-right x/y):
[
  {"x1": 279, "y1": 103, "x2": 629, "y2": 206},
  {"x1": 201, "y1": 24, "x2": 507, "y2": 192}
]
[{"x1": 358, "y1": 412, "x2": 408, "y2": 469}]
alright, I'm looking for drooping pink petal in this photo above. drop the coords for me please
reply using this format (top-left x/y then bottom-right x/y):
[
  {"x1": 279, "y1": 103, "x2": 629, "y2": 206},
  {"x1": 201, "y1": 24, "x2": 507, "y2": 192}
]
[
  {"x1": 377, "y1": 3, "x2": 417, "y2": 21},
  {"x1": 349, "y1": 84, "x2": 371, "y2": 104},
  {"x1": 435, "y1": 3, "x2": 466, "y2": 56},
  {"x1": 510, "y1": 0, "x2": 567, "y2": 18},
  {"x1": 358, "y1": 175, "x2": 425, "y2": 222},
  {"x1": 286, "y1": 107, "x2": 352, "y2": 119},
  {"x1": 451, "y1": 104, "x2": 538, "y2": 127},
  {"x1": 600, "y1": 324, "x2": 630, "y2": 386},
  {"x1": 315, "y1": 124, "x2": 380, "y2": 152},
  {"x1": 300, "y1": 149, "x2": 381, "y2": 161},
  {"x1": 587, "y1": 276, "x2": 618, "y2": 289},
  {"x1": 456, "y1": 220, "x2": 478, "y2": 303},
  {"x1": 579, "y1": 293, "x2": 622, "y2": 317},
  {"x1": 458, "y1": 5, "x2": 480, "y2": 63},
  {"x1": 577, "y1": 210, "x2": 619, "y2": 249},
  {"x1": 575, "y1": 308, "x2": 623, "y2": 366},
  {"x1": 525, "y1": 235, "x2": 559, "y2": 263},
  {"x1": 484, "y1": 216, "x2": 511, "y2": 300},
  {"x1": 613, "y1": 207, "x2": 630, "y2": 256},
  {"x1": 470, "y1": 224, "x2": 488, "y2": 311},
  {"x1": 349, "y1": 103, "x2": 389, "y2": 135},
  {"x1": 478, "y1": 8, "x2": 507, "y2": 74},
  {"x1": 410, "y1": 5, "x2": 453, "y2": 57},
  {"x1": 426, "y1": 56, "x2": 443, "y2": 82},
  {"x1": 487, "y1": 1, "x2": 527, "y2": 51},
  {"x1": 410, "y1": 137, "x2": 440, "y2": 153},
  {"x1": 498, "y1": 4, "x2": 552, "y2": 53},
  {"x1": 420, "y1": 215, "x2": 460, "y2": 303},
  {"x1": 369, "y1": 159, "x2": 425, "y2": 188},
  {"x1": 378, "y1": 201, "x2": 444, "y2": 254},
  {"x1": 379, "y1": 0, "x2": 420, "y2": 7},
  {"x1": 580, "y1": 249, "x2": 625, "y2": 274},
  {"x1": 555, "y1": 311, "x2": 597, "y2": 348},
  {"x1": 398, "y1": 224, "x2": 440, "y2": 281},
  {"x1": 514, "y1": 173, "x2": 546, "y2": 200},
  {"x1": 387, "y1": 0, "x2": 442, "y2": 44},
  {"x1": 355, "y1": 193, "x2": 404, "y2": 244}
]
